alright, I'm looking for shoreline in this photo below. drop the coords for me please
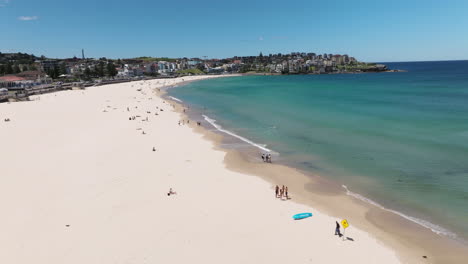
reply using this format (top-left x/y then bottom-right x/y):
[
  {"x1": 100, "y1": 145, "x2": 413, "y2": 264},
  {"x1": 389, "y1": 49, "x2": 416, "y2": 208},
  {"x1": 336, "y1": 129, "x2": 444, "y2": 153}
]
[
  {"x1": 162, "y1": 76, "x2": 468, "y2": 263},
  {"x1": 0, "y1": 75, "x2": 465, "y2": 263}
]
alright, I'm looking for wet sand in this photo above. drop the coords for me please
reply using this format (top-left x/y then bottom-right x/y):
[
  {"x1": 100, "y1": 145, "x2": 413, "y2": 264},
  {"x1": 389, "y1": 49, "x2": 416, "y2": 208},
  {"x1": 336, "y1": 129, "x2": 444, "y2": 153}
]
[{"x1": 163, "y1": 77, "x2": 468, "y2": 264}]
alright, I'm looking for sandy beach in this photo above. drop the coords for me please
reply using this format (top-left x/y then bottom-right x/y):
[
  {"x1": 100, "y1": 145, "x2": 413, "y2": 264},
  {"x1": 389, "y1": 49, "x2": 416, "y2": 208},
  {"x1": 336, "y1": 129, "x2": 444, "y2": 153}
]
[{"x1": 0, "y1": 75, "x2": 465, "y2": 263}]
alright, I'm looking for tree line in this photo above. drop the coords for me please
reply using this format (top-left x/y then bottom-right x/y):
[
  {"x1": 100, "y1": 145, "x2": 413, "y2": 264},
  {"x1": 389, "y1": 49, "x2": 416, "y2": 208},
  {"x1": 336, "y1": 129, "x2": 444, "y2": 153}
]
[
  {"x1": 81, "y1": 61, "x2": 118, "y2": 80},
  {"x1": 0, "y1": 62, "x2": 38, "y2": 75}
]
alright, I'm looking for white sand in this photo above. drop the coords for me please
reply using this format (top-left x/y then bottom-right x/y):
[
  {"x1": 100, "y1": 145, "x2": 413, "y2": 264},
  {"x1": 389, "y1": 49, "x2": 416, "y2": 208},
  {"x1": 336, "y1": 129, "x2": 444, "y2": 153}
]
[{"x1": 0, "y1": 76, "x2": 400, "y2": 263}]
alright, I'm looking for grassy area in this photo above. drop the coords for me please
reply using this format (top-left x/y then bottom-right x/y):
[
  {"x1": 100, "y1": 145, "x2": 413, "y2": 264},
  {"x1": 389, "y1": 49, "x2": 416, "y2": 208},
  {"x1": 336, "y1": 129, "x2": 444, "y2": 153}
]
[
  {"x1": 337, "y1": 62, "x2": 379, "y2": 71},
  {"x1": 177, "y1": 68, "x2": 205, "y2": 75}
]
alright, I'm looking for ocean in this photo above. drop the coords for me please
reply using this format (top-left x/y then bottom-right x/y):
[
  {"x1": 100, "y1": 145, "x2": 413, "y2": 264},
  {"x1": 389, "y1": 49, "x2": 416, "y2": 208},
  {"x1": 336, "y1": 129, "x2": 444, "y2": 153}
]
[{"x1": 168, "y1": 61, "x2": 468, "y2": 241}]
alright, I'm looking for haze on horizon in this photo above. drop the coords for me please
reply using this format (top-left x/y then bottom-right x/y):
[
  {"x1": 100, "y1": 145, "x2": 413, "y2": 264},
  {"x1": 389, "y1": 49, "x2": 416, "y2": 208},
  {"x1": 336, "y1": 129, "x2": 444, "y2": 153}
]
[{"x1": 1, "y1": 0, "x2": 467, "y2": 62}]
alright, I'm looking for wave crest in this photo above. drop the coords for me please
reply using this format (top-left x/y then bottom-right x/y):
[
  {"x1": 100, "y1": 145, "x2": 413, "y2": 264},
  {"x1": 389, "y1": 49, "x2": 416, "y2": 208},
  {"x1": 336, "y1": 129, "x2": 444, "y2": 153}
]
[
  {"x1": 342, "y1": 185, "x2": 457, "y2": 238},
  {"x1": 203, "y1": 115, "x2": 273, "y2": 153}
]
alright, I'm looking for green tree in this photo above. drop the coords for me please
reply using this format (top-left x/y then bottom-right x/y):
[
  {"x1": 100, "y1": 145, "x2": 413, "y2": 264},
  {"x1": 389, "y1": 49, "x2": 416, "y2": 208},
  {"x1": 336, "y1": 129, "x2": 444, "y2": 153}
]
[
  {"x1": 106, "y1": 62, "x2": 117, "y2": 77},
  {"x1": 13, "y1": 64, "x2": 21, "y2": 74},
  {"x1": 96, "y1": 61, "x2": 105, "y2": 77},
  {"x1": 0, "y1": 65, "x2": 5, "y2": 75},
  {"x1": 47, "y1": 65, "x2": 60, "y2": 79},
  {"x1": 84, "y1": 67, "x2": 92, "y2": 79},
  {"x1": 60, "y1": 62, "x2": 67, "y2": 76},
  {"x1": 196, "y1": 63, "x2": 206, "y2": 72},
  {"x1": 47, "y1": 69, "x2": 54, "y2": 78},
  {"x1": 239, "y1": 64, "x2": 250, "y2": 73},
  {"x1": 5, "y1": 63, "x2": 13, "y2": 74},
  {"x1": 22, "y1": 65, "x2": 29, "y2": 72}
]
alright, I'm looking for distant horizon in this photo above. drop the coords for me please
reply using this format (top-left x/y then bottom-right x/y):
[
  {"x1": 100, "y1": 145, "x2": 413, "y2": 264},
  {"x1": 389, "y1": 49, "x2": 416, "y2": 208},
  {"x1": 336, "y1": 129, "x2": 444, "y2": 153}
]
[{"x1": 1, "y1": 50, "x2": 468, "y2": 64}]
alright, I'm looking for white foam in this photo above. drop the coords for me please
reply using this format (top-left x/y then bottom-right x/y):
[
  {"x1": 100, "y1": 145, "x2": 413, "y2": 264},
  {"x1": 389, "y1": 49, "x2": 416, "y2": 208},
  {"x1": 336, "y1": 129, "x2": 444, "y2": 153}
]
[
  {"x1": 203, "y1": 115, "x2": 272, "y2": 153},
  {"x1": 169, "y1": 96, "x2": 183, "y2": 102},
  {"x1": 342, "y1": 185, "x2": 457, "y2": 238}
]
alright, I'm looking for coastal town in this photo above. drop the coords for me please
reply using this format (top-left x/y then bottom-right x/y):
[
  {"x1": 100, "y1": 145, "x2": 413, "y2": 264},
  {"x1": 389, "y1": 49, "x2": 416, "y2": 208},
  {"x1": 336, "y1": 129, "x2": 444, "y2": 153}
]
[{"x1": 0, "y1": 51, "x2": 388, "y2": 101}]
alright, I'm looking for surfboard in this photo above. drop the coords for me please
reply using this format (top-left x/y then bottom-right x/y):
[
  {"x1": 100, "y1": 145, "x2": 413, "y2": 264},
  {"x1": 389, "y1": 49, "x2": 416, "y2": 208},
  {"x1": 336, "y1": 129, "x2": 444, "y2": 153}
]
[{"x1": 293, "y1": 213, "x2": 313, "y2": 220}]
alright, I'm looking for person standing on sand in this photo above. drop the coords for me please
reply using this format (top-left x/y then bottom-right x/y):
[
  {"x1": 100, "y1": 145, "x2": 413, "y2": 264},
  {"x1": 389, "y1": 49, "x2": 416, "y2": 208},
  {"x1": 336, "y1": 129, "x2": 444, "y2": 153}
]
[
  {"x1": 261, "y1": 154, "x2": 265, "y2": 162},
  {"x1": 275, "y1": 185, "x2": 279, "y2": 198},
  {"x1": 285, "y1": 186, "x2": 288, "y2": 199},
  {"x1": 335, "y1": 221, "x2": 342, "y2": 237}
]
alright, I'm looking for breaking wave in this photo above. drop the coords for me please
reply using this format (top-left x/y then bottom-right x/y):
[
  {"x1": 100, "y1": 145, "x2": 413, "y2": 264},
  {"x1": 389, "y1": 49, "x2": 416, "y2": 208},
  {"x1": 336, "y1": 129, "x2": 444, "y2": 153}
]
[
  {"x1": 342, "y1": 185, "x2": 457, "y2": 239},
  {"x1": 203, "y1": 115, "x2": 272, "y2": 153}
]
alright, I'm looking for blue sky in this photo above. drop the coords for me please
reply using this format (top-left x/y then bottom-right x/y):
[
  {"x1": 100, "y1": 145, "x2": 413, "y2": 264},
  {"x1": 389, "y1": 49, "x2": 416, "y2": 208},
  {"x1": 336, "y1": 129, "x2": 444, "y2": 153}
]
[{"x1": 1, "y1": 0, "x2": 468, "y2": 62}]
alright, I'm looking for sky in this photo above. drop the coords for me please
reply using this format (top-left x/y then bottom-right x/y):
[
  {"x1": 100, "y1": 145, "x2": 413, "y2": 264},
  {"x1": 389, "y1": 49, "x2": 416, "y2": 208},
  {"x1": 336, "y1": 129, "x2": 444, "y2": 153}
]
[{"x1": 1, "y1": 0, "x2": 468, "y2": 62}]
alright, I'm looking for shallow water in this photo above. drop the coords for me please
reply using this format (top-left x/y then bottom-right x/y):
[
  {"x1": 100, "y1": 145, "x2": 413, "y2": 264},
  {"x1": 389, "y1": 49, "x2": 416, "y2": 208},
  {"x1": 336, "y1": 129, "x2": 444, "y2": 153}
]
[{"x1": 169, "y1": 61, "x2": 468, "y2": 241}]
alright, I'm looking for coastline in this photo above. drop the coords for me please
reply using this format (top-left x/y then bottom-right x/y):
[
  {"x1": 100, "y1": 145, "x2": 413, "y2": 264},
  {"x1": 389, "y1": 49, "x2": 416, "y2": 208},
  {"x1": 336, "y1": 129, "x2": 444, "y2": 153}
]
[
  {"x1": 0, "y1": 75, "x2": 465, "y2": 263},
  {"x1": 163, "y1": 76, "x2": 468, "y2": 263}
]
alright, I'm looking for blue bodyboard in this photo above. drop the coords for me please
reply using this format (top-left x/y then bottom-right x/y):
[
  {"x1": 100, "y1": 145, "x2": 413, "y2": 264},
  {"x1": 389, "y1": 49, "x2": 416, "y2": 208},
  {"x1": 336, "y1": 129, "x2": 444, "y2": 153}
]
[{"x1": 293, "y1": 212, "x2": 313, "y2": 220}]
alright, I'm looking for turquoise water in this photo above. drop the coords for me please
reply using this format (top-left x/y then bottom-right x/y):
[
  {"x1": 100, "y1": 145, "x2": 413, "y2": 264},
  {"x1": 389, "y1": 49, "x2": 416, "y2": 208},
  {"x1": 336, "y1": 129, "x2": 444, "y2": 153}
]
[{"x1": 169, "y1": 61, "x2": 468, "y2": 240}]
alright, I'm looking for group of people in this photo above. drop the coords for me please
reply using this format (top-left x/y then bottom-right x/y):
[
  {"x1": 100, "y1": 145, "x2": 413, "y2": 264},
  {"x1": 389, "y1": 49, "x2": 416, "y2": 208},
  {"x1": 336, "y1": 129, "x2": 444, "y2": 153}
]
[
  {"x1": 261, "y1": 153, "x2": 272, "y2": 163},
  {"x1": 275, "y1": 185, "x2": 289, "y2": 199},
  {"x1": 178, "y1": 119, "x2": 190, "y2": 125}
]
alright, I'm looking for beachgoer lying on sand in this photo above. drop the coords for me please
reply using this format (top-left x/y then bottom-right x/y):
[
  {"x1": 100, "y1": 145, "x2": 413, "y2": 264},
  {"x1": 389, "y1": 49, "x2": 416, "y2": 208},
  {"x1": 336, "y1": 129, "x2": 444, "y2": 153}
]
[{"x1": 167, "y1": 188, "x2": 177, "y2": 196}]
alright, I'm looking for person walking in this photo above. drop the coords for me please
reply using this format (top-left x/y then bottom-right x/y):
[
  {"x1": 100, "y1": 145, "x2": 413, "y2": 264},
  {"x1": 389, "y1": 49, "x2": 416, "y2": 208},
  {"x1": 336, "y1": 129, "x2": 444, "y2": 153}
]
[
  {"x1": 275, "y1": 185, "x2": 279, "y2": 198},
  {"x1": 262, "y1": 154, "x2": 265, "y2": 162},
  {"x1": 285, "y1": 186, "x2": 289, "y2": 199},
  {"x1": 335, "y1": 221, "x2": 342, "y2": 237}
]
